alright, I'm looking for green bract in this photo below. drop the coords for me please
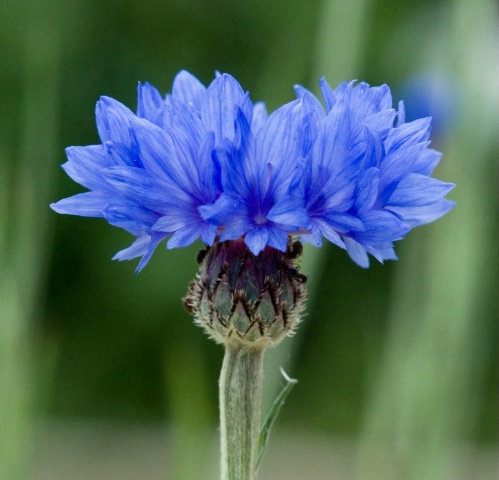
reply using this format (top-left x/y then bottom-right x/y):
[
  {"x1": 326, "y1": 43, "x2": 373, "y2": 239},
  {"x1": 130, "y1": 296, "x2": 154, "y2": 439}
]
[{"x1": 184, "y1": 239, "x2": 307, "y2": 348}]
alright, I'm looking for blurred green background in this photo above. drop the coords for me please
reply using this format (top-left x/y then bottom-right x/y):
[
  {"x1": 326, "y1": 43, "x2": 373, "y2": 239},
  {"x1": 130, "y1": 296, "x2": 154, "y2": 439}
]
[{"x1": 1, "y1": 0, "x2": 497, "y2": 479}]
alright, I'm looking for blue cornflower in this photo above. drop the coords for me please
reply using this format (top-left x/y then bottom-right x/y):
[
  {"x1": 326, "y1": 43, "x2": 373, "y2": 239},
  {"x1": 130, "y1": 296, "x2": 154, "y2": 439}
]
[
  {"x1": 198, "y1": 95, "x2": 316, "y2": 255},
  {"x1": 268, "y1": 78, "x2": 456, "y2": 266},
  {"x1": 51, "y1": 71, "x2": 455, "y2": 270},
  {"x1": 397, "y1": 72, "x2": 459, "y2": 137},
  {"x1": 52, "y1": 71, "x2": 255, "y2": 270}
]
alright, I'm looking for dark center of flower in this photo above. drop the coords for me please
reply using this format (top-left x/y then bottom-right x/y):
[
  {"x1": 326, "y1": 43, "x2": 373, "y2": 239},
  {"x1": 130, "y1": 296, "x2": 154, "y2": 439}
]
[{"x1": 254, "y1": 213, "x2": 268, "y2": 225}]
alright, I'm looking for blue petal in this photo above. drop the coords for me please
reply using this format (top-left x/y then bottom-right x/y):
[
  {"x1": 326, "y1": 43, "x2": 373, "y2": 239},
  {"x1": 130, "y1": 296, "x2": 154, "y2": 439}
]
[
  {"x1": 320, "y1": 78, "x2": 349, "y2": 112},
  {"x1": 308, "y1": 174, "x2": 356, "y2": 213},
  {"x1": 135, "y1": 233, "x2": 168, "y2": 271},
  {"x1": 63, "y1": 145, "x2": 109, "y2": 190},
  {"x1": 255, "y1": 98, "x2": 314, "y2": 199},
  {"x1": 396, "y1": 100, "x2": 406, "y2": 126},
  {"x1": 199, "y1": 193, "x2": 249, "y2": 226},
  {"x1": 137, "y1": 82, "x2": 164, "y2": 121},
  {"x1": 201, "y1": 73, "x2": 252, "y2": 144},
  {"x1": 266, "y1": 224, "x2": 290, "y2": 252},
  {"x1": 154, "y1": 98, "x2": 206, "y2": 192},
  {"x1": 152, "y1": 208, "x2": 198, "y2": 233},
  {"x1": 412, "y1": 148, "x2": 442, "y2": 176},
  {"x1": 321, "y1": 87, "x2": 353, "y2": 171},
  {"x1": 219, "y1": 222, "x2": 252, "y2": 242},
  {"x1": 294, "y1": 85, "x2": 325, "y2": 118},
  {"x1": 362, "y1": 109, "x2": 397, "y2": 133},
  {"x1": 214, "y1": 118, "x2": 255, "y2": 200},
  {"x1": 311, "y1": 218, "x2": 346, "y2": 248},
  {"x1": 104, "y1": 142, "x2": 137, "y2": 168},
  {"x1": 113, "y1": 235, "x2": 150, "y2": 261},
  {"x1": 102, "y1": 166, "x2": 191, "y2": 212},
  {"x1": 384, "y1": 117, "x2": 431, "y2": 153},
  {"x1": 300, "y1": 225, "x2": 322, "y2": 247},
  {"x1": 251, "y1": 101, "x2": 269, "y2": 134},
  {"x1": 167, "y1": 224, "x2": 202, "y2": 249},
  {"x1": 387, "y1": 173, "x2": 455, "y2": 207},
  {"x1": 300, "y1": 226, "x2": 323, "y2": 247},
  {"x1": 172, "y1": 70, "x2": 206, "y2": 111},
  {"x1": 348, "y1": 83, "x2": 393, "y2": 125},
  {"x1": 388, "y1": 199, "x2": 456, "y2": 227},
  {"x1": 353, "y1": 211, "x2": 410, "y2": 244},
  {"x1": 96, "y1": 96, "x2": 135, "y2": 145},
  {"x1": 233, "y1": 108, "x2": 261, "y2": 194},
  {"x1": 367, "y1": 243, "x2": 398, "y2": 262},
  {"x1": 354, "y1": 167, "x2": 380, "y2": 214},
  {"x1": 244, "y1": 227, "x2": 269, "y2": 255},
  {"x1": 104, "y1": 202, "x2": 160, "y2": 234},
  {"x1": 344, "y1": 237, "x2": 370, "y2": 268},
  {"x1": 130, "y1": 117, "x2": 193, "y2": 191},
  {"x1": 50, "y1": 191, "x2": 112, "y2": 217},
  {"x1": 360, "y1": 128, "x2": 384, "y2": 170},
  {"x1": 156, "y1": 96, "x2": 204, "y2": 147},
  {"x1": 200, "y1": 223, "x2": 218, "y2": 246},
  {"x1": 267, "y1": 197, "x2": 309, "y2": 228},
  {"x1": 379, "y1": 141, "x2": 430, "y2": 193},
  {"x1": 321, "y1": 211, "x2": 364, "y2": 232},
  {"x1": 195, "y1": 132, "x2": 219, "y2": 201}
]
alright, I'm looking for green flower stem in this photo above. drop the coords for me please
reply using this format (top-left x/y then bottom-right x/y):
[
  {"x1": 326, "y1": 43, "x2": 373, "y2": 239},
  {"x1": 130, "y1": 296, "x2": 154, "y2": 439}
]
[{"x1": 219, "y1": 345, "x2": 264, "y2": 480}]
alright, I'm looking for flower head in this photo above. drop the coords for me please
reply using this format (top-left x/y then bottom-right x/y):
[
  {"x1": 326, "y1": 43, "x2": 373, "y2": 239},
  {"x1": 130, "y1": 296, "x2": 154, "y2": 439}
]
[
  {"x1": 52, "y1": 71, "x2": 251, "y2": 270},
  {"x1": 51, "y1": 71, "x2": 455, "y2": 270},
  {"x1": 269, "y1": 78, "x2": 455, "y2": 266},
  {"x1": 199, "y1": 96, "x2": 316, "y2": 255}
]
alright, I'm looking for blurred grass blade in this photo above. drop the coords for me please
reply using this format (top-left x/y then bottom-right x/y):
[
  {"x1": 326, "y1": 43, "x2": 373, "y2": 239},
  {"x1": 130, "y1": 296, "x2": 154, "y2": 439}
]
[
  {"x1": 0, "y1": 152, "x2": 7, "y2": 258},
  {"x1": 256, "y1": 368, "x2": 297, "y2": 469},
  {"x1": 0, "y1": 3, "x2": 60, "y2": 478},
  {"x1": 164, "y1": 340, "x2": 215, "y2": 480},
  {"x1": 312, "y1": 0, "x2": 372, "y2": 83},
  {"x1": 355, "y1": 0, "x2": 498, "y2": 478}
]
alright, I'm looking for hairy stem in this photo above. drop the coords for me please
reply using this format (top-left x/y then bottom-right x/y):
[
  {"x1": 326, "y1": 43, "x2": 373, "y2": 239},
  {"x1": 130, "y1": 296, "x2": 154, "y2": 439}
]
[{"x1": 219, "y1": 345, "x2": 264, "y2": 480}]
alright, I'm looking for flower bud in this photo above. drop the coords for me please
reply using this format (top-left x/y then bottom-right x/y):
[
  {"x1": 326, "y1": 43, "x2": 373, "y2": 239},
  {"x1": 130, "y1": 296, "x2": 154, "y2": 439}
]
[{"x1": 183, "y1": 239, "x2": 307, "y2": 349}]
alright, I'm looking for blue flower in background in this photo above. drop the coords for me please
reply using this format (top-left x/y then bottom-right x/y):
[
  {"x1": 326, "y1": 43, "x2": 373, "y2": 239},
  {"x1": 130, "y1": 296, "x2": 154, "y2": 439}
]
[
  {"x1": 51, "y1": 71, "x2": 455, "y2": 270},
  {"x1": 396, "y1": 72, "x2": 459, "y2": 137}
]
